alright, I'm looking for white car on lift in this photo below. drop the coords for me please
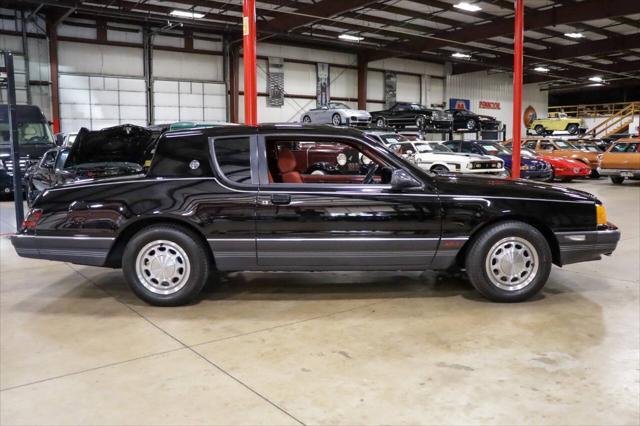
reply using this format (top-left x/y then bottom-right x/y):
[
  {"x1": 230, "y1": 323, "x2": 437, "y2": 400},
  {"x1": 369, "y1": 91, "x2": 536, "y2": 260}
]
[
  {"x1": 300, "y1": 102, "x2": 371, "y2": 126},
  {"x1": 365, "y1": 131, "x2": 505, "y2": 174}
]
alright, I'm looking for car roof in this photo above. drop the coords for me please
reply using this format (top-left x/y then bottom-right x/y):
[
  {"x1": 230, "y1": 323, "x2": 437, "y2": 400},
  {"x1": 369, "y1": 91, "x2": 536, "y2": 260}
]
[{"x1": 165, "y1": 123, "x2": 370, "y2": 138}]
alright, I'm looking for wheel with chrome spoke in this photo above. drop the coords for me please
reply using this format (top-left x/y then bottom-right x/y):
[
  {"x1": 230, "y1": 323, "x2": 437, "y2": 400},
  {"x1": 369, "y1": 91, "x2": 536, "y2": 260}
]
[
  {"x1": 123, "y1": 224, "x2": 210, "y2": 306},
  {"x1": 465, "y1": 221, "x2": 551, "y2": 302}
]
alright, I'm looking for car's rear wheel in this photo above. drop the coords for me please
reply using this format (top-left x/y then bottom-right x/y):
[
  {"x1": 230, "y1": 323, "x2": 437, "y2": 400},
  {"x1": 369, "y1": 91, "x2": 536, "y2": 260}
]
[
  {"x1": 416, "y1": 115, "x2": 426, "y2": 129},
  {"x1": 566, "y1": 123, "x2": 579, "y2": 135},
  {"x1": 466, "y1": 119, "x2": 476, "y2": 131},
  {"x1": 610, "y1": 176, "x2": 625, "y2": 184},
  {"x1": 534, "y1": 125, "x2": 545, "y2": 135},
  {"x1": 375, "y1": 117, "x2": 385, "y2": 127},
  {"x1": 465, "y1": 221, "x2": 552, "y2": 302},
  {"x1": 123, "y1": 224, "x2": 210, "y2": 306},
  {"x1": 332, "y1": 113, "x2": 341, "y2": 126},
  {"x1": 302, "y1": 115, "x2": 312, "y2": 123}
]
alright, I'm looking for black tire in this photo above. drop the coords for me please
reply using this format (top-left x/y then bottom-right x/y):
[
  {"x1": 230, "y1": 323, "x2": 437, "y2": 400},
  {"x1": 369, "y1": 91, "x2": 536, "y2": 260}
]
[
  {"x1": 545, "y1": 130, "x2": 554, "y2": 136},
  {"x1": 610, "y1": 176, "x2": 625, "y2": 184},
  {"x1": 375, "y1": 117, "x2": 385, "y2": 127},
  {"x1": 544, "y1": 168, "x2": 555, "y2": 182},
  {"x1": 331, "y1": 113, "x2": 341, "y2": 126},
  {"x1": 466, "y1": 119, "x2": 477, "y2": 131},
  {"x1": 590, "y1": 169, "x2": 600, "y2": 179},
  {"x1": 534, "y1": 125, "x2": 545, "y2": 135},
  {"x1": 302, "y1": 115, "x2": 312, "y2": 123},
  {"x1": 122, "y1": 224, "x2": 211, "y2": 306},
  {"x1": 566, "y1": 123, "x2": 579, "y2": 135},
  {"x1": 416, "y1": 115, "x2": 426, "y2": 129},
  {"x1": 430, "y1": 165, "x2": 450, "y2": 173},
  {"x1": 560, "y1": 176, "x2": 573, "y2": 183},
  {"x1": 464, "y1": 221, "x2": 552, "y2": 302}
]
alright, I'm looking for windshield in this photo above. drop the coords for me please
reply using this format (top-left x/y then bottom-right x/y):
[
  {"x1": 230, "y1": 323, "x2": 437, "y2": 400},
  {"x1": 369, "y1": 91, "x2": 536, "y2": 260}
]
[
  {"x1": 0, "y1": 121, "x2": 54, "y2": 145},
  {"x1": 479, "y1": 141, "x2": 510, "y2": 155},
  {"x1": 330, "y1": 103, "x2": 350, "y2": 110},
  {"x1": 521, "y1": 148, "x2": 537, "y2": 159},
  {"x1": 554, "y1": 140, "x2": 576, "y2": 149},
  {"x1": 577, "y1": 144, "x2": 600, "y2": 152},
  {"x1": 429, "y1": 143, "x2": 451, "y2": 153}
]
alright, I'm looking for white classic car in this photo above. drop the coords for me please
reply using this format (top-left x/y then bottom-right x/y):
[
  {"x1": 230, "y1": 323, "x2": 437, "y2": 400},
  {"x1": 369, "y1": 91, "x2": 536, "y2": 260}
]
[
  {"x1": 366, "y1": 132, "x2": 505, "y2": 174},
  {"x1": 300, "y1": 102, "x2": 371, "y2": 126}
]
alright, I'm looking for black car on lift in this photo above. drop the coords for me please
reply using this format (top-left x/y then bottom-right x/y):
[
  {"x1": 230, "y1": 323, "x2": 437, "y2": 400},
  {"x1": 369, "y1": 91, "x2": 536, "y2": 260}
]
[
  {"x1": 445, "y1": 108, "x2": 501, "y2": 132},
  {"x1": 0, "y1": 105, "x2": 56, "y2": 195},
  {"x1": 370, "y1": 102, "x2": 452, "y2": 130},
  {"x1": 12, "y1": 125, "x2": 619, "y2": 307}
]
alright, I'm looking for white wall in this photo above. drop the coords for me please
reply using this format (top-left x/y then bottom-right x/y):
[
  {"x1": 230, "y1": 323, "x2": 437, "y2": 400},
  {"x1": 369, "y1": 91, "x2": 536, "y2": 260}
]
[{"x1": 446, "y1": 70, "x2": 549, "y2": 139}]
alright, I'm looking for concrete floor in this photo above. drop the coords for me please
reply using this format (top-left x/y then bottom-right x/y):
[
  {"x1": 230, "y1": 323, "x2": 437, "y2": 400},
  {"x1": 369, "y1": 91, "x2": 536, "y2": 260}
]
[{"x1": 0, "y1": 179, "x2": 638, "y2": 426}]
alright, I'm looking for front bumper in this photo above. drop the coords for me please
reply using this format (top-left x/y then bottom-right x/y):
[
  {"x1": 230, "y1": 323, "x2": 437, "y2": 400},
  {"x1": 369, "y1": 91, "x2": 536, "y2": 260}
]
[
  {"x1": 521, "y1": 169, "x2": 553, "y2": 180},
  {"x1": 555, "y1": 224, "x2": 620, "y2": 266},
  {"x1": 553, "y1": 167, "x2": 591, "y2": 178},
  {"x1": 347, "y1": 116, "x2": 372, "y2": 127},
  {"x1": 10, "y1": 234, "x2": 115, "y2": 267},
  {"x1": 598, "y1": 168, "x2": 640, "y2": 179}
]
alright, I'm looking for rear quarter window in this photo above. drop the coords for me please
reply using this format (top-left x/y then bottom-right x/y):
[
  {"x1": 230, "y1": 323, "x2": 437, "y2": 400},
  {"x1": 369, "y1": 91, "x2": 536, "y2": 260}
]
[{"x1": 148, "y1": 133, "x2": 213, "y2": 178}]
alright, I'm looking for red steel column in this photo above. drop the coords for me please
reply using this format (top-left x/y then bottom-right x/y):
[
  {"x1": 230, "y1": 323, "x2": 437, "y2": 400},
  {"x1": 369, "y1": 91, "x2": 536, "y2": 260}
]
[
  {"x1": 511, "y1": 0, "x2": 524, "y2": 179},
  {"x1": 243, "y1": 0, "x2": 257, "y2": 125}
]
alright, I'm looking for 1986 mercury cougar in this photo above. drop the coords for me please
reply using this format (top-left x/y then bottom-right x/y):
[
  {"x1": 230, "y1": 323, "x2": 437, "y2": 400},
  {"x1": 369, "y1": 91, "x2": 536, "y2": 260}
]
[{"x1": 11, "y1": 125, "x2": 620, "y2": 306}]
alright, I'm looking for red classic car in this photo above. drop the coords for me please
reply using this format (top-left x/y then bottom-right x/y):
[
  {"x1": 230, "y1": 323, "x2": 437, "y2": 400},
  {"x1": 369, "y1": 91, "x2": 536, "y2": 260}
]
[{"x1": 522, "y1": 148, "x2": 590, "y2": 182}]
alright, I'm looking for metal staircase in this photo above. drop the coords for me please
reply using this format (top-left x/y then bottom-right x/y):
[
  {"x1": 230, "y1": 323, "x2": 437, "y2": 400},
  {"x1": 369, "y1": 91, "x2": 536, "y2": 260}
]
[{"x1": 588, "y1": 102, "x2": 638, "y2": 138}]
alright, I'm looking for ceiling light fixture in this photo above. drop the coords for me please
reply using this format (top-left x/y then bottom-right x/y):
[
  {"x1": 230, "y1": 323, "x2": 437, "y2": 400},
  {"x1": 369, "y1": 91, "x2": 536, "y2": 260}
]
[
  {"x1": 588, "y1": 76, "x2": 604, "y2": 82},
  {"x1": 338, "y1": 34, "x2": 364, "y2": 42},
  {"x1": 534, "y1": 66, "x2": 550, "y2": 72},
  {"x1": 170, "y1": 10, "x2": 205, "y2": 19},
  {"x1": 451, "y1": 52, "x2": 472, "y2": 59},
  {"x1": 564, "y1": 32, "x2": 584, "y2": 39},
  {"x1": 454, "y1": 2, "x2": 482, "y2": 12}
]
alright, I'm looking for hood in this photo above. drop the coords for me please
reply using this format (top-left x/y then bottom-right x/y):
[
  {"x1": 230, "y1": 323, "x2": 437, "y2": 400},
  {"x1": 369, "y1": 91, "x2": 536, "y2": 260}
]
[
  {"x1": 446, "y1": 152, "x2": 500, "y2": 161},
  {"x1": 541, "y1": 156, "x2": 586, "y2": 168},
  {"x1": 64, "y1": 124, "x2": 153, "y2": 169},
  {"x1": 432, "y1": 173, "x2": 597, "y2": 203}
]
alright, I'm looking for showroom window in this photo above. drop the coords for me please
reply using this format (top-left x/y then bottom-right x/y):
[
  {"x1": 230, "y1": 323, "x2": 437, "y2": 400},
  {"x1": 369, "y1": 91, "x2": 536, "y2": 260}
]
[
  {"x1": 213, "y1": 137, "x2": 252, "y2": 184},
  {"x1": 264, "y1": 138, "x2": 392, "y2": 185}
]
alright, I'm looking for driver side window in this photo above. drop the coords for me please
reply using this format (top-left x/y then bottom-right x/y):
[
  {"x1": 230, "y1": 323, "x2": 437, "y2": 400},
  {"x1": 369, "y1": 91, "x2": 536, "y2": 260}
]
[{"x1": 264, "y1": 137, "x2": 393, "y2": 185}]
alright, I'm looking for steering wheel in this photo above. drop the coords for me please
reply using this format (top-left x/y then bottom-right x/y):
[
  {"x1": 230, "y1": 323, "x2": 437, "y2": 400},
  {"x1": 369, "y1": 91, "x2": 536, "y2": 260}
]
[{"x1": 362, "y1": 163, "x2": 379, "y2": 184}]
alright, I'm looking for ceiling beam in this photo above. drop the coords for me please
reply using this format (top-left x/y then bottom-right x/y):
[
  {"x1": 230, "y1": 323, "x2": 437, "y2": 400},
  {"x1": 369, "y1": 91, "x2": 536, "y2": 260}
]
[
  {"x1": 263, "y1": 0, "x2": 379, "y2": 33},
  {"x1": 367, "y1": 0, "x2": 640, "y2": 61}
]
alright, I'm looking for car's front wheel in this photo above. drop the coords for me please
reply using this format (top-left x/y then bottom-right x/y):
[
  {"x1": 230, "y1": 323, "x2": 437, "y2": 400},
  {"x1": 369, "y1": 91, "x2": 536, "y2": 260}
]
[
  {"x1": 122, "y1": 224, "x2": 211, "y2": 306},
  {"x1": 416, "y1": 115, "x2": 426, "y2": 129},
  {"x1": 610, "y1": 176, "x2": 625, "y2": 184},
  {"x1": 566, "y1": 123, "x2": 579, "y2": 135},
  {"x1": 375, "y1": 117, "x2": 385, "y2": 127},
  {"x1": 465, "y1": 221, "x2": 552, "y2": 302},
  {"x1": 466, "y1": 119, "x2": 477, "y2": 131},
  {"x1": 302, "y1": 115, "x2": 312, "y2": 123},
  {"x1": 331, "y1": 113, "x2": 342, "y2": 126}
]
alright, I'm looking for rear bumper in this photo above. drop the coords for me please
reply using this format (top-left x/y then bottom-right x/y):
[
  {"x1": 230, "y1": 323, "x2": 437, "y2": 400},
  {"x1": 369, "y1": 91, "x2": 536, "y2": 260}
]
[
  {"x1": 10, "y1": 234, "x2": 115, "y2": 266},
  {"x1": 555, "y1": 224, "x2": 620, "y2": 266},
  {"x1": 599, "y1": 168, "x2": 640, "y2": 178}
]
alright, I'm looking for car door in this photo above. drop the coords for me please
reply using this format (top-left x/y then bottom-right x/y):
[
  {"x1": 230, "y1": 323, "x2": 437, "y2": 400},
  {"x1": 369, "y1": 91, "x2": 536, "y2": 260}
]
[{"x1": 254, "y1": 132, "x2": 442, "y2": 270}]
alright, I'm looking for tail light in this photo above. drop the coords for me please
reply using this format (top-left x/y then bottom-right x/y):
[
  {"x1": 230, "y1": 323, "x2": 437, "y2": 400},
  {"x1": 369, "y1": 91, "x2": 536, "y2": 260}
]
[{"x1": 22, "y1": 209, "x2": 42, "y2": 231}]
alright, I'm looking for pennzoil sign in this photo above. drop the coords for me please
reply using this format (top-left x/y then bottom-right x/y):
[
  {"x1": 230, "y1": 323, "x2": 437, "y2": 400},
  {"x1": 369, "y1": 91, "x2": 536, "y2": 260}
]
[{"x1": 479, "y1": 101, "x2": 501, "y2": 110}]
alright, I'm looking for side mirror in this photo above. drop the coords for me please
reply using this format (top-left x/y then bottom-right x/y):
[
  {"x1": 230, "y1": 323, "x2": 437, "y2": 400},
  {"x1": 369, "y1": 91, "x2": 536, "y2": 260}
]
[
  {"x1": 54, "y1": 133, "x2": 64, "y2": 146},
  {"x1": 390, "y1": 169, "x2": 421, "y2": 191}
]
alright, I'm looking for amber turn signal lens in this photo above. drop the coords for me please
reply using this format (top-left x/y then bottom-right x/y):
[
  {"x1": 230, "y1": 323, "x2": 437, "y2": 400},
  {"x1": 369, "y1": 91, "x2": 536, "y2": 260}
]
[{"x1": 596, "y1": 204, "x2": 607, "y2": 226}]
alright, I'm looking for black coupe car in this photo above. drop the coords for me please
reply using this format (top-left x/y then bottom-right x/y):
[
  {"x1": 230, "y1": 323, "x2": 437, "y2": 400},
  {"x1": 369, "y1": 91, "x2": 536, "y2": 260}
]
[
  {"x1": 12, "y1": 125, "x2": 619, "y2": 306},
  {"x1": 370, "y1": 102, "x2": 452, "y2": 130},
  {"x1": 445, "y1": 108, "x2": 501, "y2": 131}
]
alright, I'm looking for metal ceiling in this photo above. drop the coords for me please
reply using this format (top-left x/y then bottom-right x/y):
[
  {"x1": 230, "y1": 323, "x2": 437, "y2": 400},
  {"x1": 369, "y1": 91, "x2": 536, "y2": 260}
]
[{"x1": 7, "y1": 0, "x2": 640, "y2": 89}]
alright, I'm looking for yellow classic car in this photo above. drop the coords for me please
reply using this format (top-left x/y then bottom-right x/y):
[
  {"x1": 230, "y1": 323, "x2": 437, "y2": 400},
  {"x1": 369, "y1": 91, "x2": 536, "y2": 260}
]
[{"x1": 529, "y1": 113, "x2": 585, "y2": 136}]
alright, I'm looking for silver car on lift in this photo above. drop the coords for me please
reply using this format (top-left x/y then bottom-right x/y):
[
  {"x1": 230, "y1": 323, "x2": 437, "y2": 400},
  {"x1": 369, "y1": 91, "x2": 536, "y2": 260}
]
[{"x1": 300, "y1": 102, "x2": 371, "y2": 127}]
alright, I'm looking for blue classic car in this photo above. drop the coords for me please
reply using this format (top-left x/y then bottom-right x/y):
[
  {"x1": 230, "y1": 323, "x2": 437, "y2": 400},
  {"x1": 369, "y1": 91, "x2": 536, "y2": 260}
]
[{"x1": 442, "y1": 140, "x2": 552, "y2": 180}]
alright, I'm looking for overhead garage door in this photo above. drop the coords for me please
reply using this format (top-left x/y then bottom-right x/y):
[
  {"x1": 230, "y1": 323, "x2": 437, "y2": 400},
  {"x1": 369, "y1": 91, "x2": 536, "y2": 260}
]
[
  {"x1": 58, "y1": 74, "x2": 147, "y2": 133},
  {"x1": 153, "y1": 80, "x2": 226, "y2": 124}
]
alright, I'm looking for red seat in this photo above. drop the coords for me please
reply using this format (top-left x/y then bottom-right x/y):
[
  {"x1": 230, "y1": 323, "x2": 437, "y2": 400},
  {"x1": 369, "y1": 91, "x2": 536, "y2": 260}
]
[{"x1": 278, "y1": 149, "x2": 303, "y2": 183}]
